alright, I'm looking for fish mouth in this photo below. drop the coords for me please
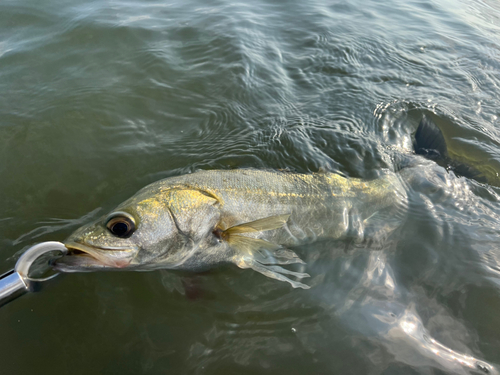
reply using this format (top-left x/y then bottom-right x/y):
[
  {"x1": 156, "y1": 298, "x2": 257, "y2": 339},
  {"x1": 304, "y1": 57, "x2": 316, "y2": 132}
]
[{"x1": 53, "y1": 242, "x2": 135, "y2": 272}]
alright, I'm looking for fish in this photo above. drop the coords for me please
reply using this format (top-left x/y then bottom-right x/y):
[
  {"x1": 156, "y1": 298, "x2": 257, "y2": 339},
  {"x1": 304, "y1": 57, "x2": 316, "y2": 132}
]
[
  {"x1": 53, "y1": 117, "x2": 473, "y2": 289},
  {"x1": 54, "y1": 167, "x2": 410, "y2": 289},
  {"x1": 53, "y1": 118, "x2": 498, "y2": 374}
]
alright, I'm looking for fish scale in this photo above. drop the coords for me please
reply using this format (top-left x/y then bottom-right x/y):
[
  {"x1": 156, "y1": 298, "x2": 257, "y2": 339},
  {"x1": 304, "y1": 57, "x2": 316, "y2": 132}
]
[{"x1": 154, "y1": 169, "x2": 407, "y2": 244}]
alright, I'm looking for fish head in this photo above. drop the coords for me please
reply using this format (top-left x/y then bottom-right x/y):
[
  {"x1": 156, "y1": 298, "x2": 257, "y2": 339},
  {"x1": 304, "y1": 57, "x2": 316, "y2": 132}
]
[{"x1": 55, "y1": 184, "x2": 223, "y2": 272}]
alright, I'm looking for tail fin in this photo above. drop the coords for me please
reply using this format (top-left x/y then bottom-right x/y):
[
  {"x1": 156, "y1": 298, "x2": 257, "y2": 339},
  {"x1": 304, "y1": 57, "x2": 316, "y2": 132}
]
[
  {"x1": 413, "y1": 117, "x2": 487, "y2": 183},
  {"x1": 413, "y1": 117, "x2": 448, "y2": 160}
]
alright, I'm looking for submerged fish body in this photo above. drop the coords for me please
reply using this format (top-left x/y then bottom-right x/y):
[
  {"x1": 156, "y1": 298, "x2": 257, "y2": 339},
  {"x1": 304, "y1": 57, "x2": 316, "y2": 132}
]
[
  {"x1": 56, "y1": 168, "x2": 408, "y2": 288},
  {"x1": 56, "y1": 117, "x2": 478, "y2": 289},
  {"x1": 54, "y1": 119, "x2": 498, "y2": 373}
]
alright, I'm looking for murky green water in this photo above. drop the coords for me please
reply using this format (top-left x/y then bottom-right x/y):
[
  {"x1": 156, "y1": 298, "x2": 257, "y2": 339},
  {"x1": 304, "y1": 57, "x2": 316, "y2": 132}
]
[{"x1": 1, "y1": 0, "x2": 500, "y2": 373}]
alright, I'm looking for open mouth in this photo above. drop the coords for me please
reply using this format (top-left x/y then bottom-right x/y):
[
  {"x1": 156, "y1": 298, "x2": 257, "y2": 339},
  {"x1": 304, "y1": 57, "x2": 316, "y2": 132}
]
[
  {"x1": 53, "y1": 242, "x2": 133, "y2": 271},
  {"x1": 64, "y1": 242, "x2": 104, "y2": 260},
  {"x1": 66, "y1": 248, "x2": 88, "y2": 256}
]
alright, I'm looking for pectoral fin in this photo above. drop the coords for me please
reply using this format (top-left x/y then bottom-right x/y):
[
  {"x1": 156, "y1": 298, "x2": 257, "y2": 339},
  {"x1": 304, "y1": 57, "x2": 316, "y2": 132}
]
[
  {"x1": 221, "y1": 214, "x2": 310, "y2": 289},
  {"x1": 224, "y1": 214, "x2": 290, "y2": 235}
]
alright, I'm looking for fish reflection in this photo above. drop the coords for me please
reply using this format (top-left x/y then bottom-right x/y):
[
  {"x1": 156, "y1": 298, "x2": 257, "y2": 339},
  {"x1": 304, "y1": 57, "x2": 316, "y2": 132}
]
[
  {"x1": 329, "y1": 252, "x2": 496, "y2": 374},
  {"x1": 391, "y1": 307, "x2": 493, "y2": 374}
]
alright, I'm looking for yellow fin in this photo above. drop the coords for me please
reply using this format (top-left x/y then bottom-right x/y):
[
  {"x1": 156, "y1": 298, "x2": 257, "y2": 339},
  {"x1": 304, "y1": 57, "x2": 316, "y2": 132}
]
[
  {"x1": 224, "y1": 214, "x2": 290, "y2": 235},
  {"x1": 227, "y1": 235, "x2": 280, "y2": 251}
]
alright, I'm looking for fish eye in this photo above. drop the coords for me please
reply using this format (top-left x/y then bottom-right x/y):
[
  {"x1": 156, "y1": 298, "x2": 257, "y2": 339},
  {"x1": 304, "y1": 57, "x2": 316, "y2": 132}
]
[{"x1": 105, "y1": 212, "x2": 136, "y2": 238}]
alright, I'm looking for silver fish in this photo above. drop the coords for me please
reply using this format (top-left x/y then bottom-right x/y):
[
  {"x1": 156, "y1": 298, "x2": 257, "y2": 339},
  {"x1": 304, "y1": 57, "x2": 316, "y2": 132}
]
[{"x1": 55, "y1": 168, "x2": 408, "y2": 289}]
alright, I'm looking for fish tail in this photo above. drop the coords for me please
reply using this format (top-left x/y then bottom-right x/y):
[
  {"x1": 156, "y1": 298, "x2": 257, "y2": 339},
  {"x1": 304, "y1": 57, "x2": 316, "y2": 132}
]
[
  {"x1": 412, "y1": 117, "x2": 487, "y2": 183},
  {"x1": 413, "y1": 116, "x2": 448, "y2": 160}
]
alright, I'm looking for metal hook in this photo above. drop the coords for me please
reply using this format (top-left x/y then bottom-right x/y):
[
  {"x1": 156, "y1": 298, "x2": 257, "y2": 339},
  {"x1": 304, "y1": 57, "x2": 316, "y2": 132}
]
[{"x1": 15, "y1": 241, "x2": 67, "y2": 281}]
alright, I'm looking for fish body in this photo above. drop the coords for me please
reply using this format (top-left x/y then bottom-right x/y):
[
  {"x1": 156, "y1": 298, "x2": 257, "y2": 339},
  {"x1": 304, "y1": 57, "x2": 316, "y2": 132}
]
[
  {"x1": 150, "y1": 169, "x2": 407, "y2": 245},
  {"x1": 56, "y1": 169, "x2": 408, "y2": 288},
  {"x1": 52, "y1": 120, "x2": 498, "y2": 372},
  {"x1": 57, "y1": 118, "x2": 476, "y2": 288}
]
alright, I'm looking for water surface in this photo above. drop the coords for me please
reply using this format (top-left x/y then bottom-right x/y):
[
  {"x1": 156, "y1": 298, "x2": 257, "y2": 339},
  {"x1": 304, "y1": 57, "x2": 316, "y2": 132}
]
[{"x1": 1, "y1": 0, "x2": 500, "y2": 373}]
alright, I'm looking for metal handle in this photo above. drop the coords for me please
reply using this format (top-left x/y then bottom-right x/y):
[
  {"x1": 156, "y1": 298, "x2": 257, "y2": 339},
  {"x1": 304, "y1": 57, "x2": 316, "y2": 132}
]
[
  {"x1": 0, "y1": 270, "x2": 29, "y2": 307},
  {"x1": 0, "y1": 241, "x2": 67, "y2": 308}
]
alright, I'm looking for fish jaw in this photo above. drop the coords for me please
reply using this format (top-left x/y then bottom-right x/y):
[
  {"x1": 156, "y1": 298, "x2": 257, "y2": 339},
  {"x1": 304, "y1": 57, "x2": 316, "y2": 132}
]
[{"x1": 53, "y1": 242, "x2": 138, "y2": 272}]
